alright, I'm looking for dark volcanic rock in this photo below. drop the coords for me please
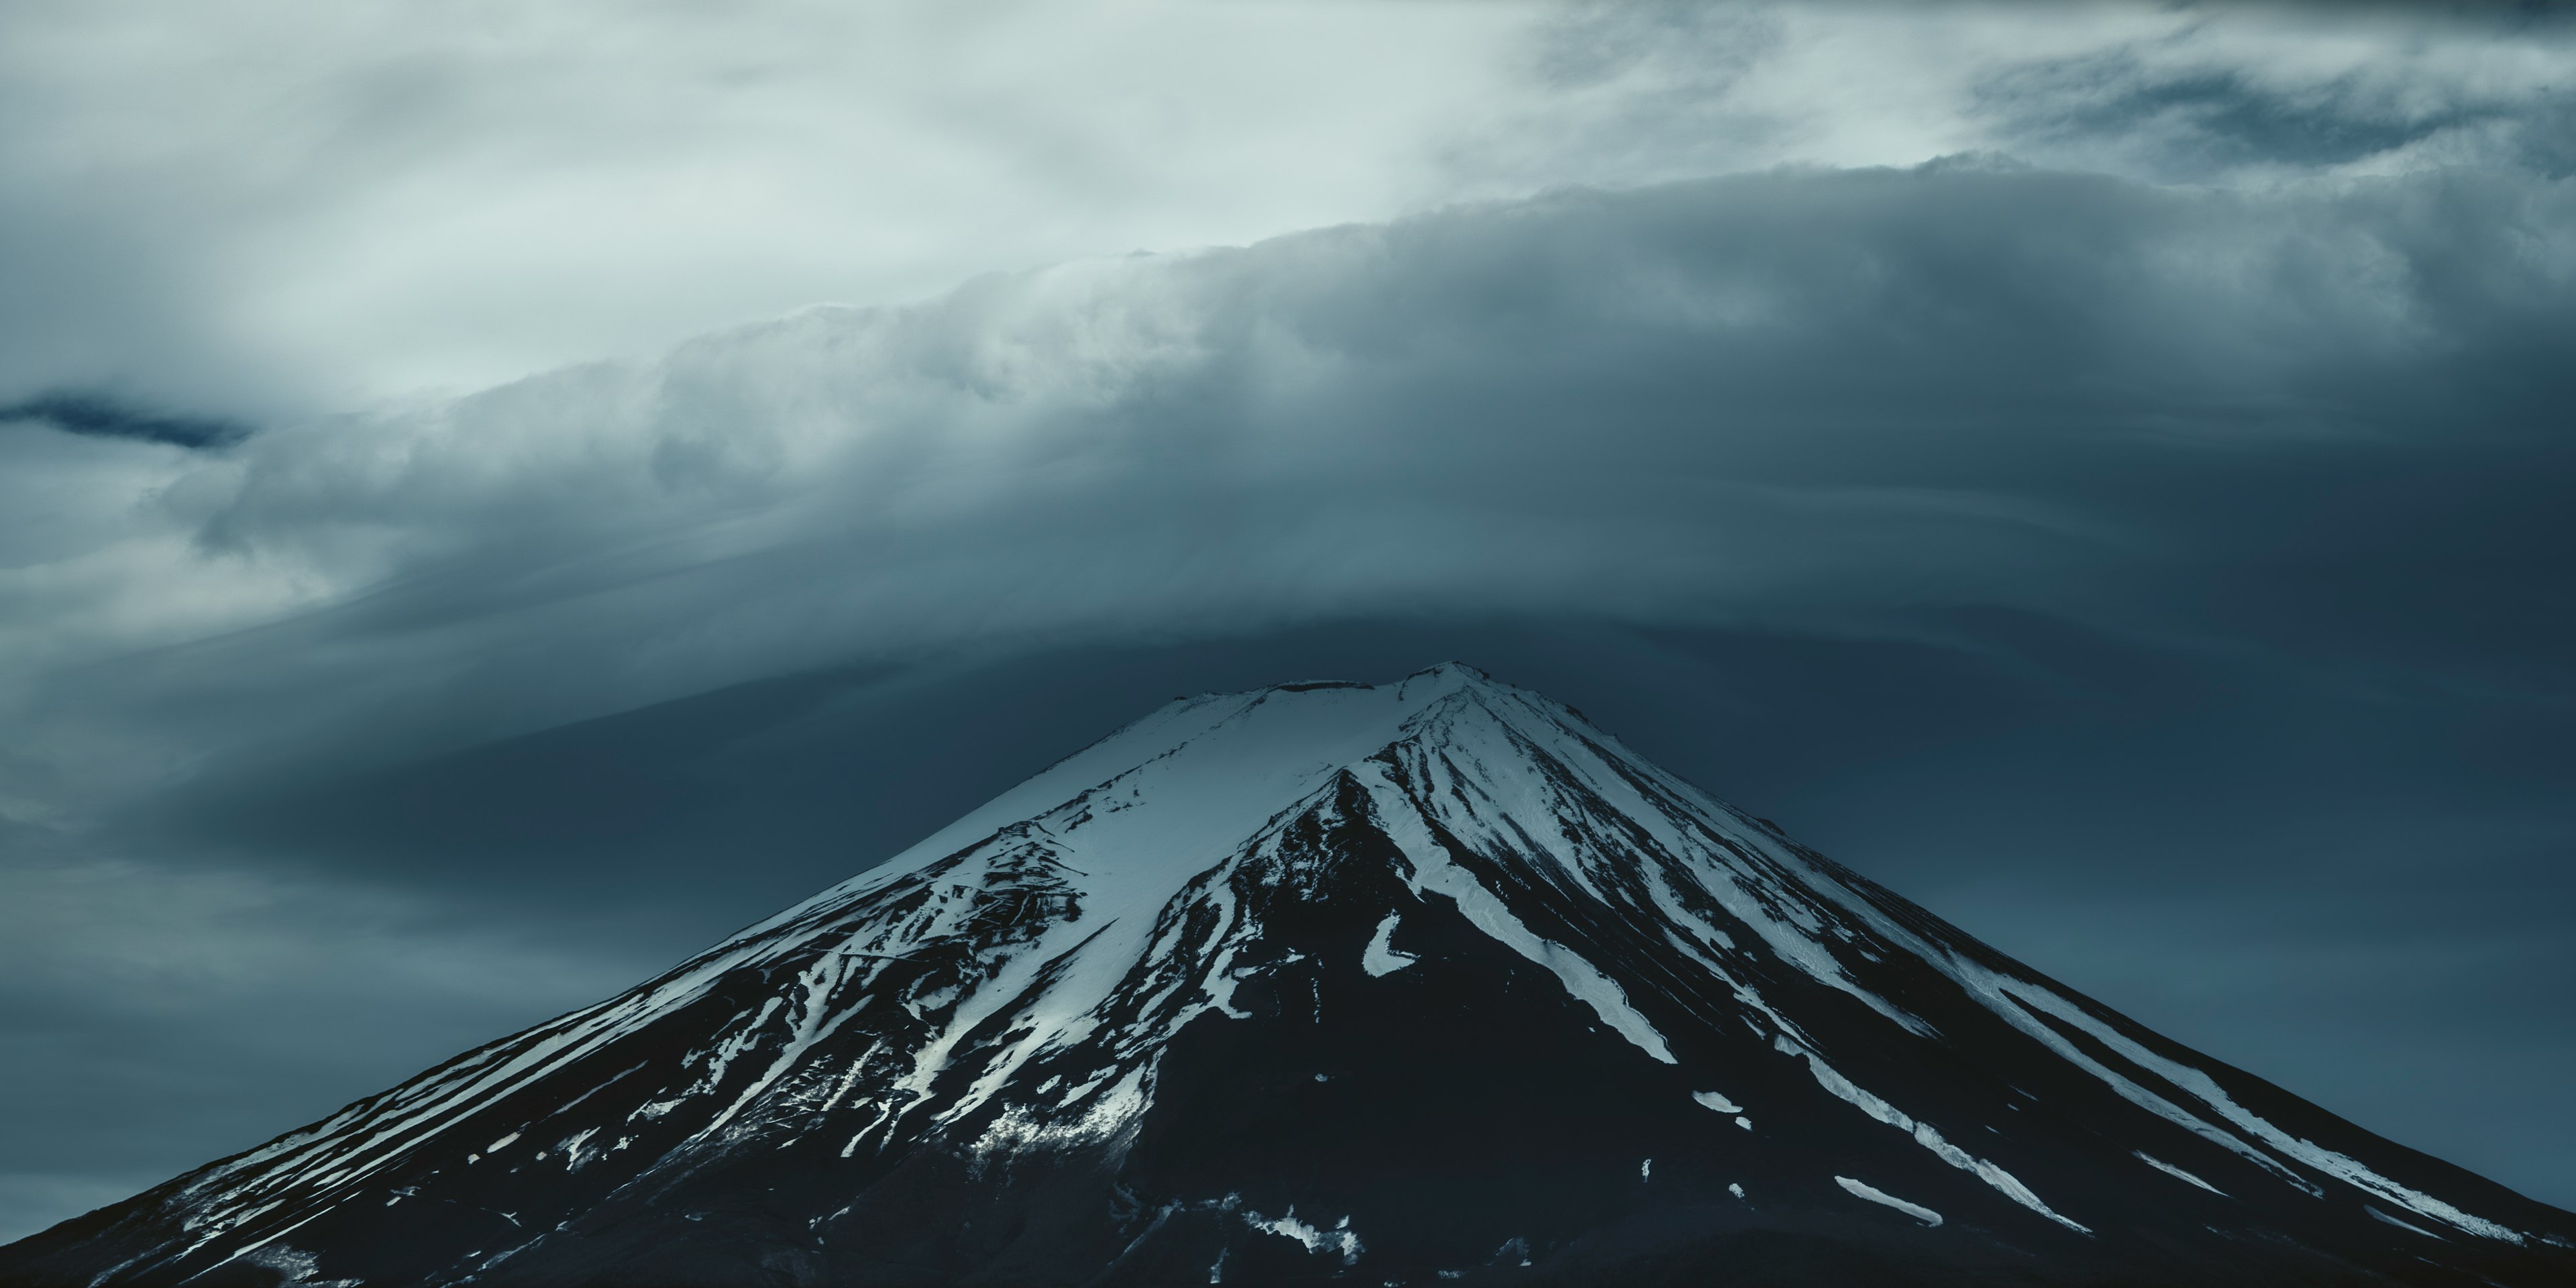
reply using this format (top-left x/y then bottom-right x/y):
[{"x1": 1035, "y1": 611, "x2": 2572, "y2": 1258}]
[{"x1": 7, "y1": 665, "x2": 2571, "y2": 1286}]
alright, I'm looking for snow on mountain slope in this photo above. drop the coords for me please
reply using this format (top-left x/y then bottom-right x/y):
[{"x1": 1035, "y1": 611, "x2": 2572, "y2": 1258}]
[{"x1": 5, "y1": 663, "x2": 2571, "y2": 1287}]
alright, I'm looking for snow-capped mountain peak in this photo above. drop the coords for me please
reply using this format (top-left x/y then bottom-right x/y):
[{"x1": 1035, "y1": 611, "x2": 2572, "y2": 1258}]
[{"x1": 7, "y1": 665, "x2": 2569, "y2": 1287}]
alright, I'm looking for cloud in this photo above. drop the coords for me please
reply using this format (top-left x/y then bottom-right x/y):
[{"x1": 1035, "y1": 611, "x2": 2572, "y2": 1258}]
[
  {"x1": 0, "y1": 0, "x2": 1542, "y2": 407},
  {"x1": 1972, "y1": 21, "x2": 2576, "y2": 180},
  {"x1": 4, "y1": 1, "x2": 2569, "y2": 414},
  {"x1": 0, "y1": 392, "x2": 252, "y2": 451},
  {"x1": 5, "y1": 158, "x2": 2570, "y2": 826},
  {"x1": 1481, "y1": 0, "x2": 2576, "y2": 191}
]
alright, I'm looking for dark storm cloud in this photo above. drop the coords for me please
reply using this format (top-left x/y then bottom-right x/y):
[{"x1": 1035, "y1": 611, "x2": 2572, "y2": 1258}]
[
  {"x1": 29, "y1": 158, "x2": 2565, "y2": 796},
  {"x1": 0, "y1": 392, "x2": 253, "y2": 451}
]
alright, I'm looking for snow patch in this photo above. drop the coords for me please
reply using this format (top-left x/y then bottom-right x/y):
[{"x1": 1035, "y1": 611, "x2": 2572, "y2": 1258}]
[
  {"x1": 2369, "y1": 1205, "x2": 2447, "y2": 1240},
  {"x1": 2135, "y1": 1151, "x2": 2225, "y2": 1196},
  {"x1": 1242, "y1": 1208, "x2": 1363, "y2": 1265},
  {"x1": 553, "y1": 1127, "x2": 602, "y2": 1172},
  {"x1": 1358, "y1": 763, "x2": 1676, "y2": 1064},
  {"x1": 1976, "y1": 978, "x2": 2522, "y2": 1242},
  {"x1": 242, "y1": 1243, "x2": 363, "y2": 1286},
  {"x1": 1691, "y1": 1090, "x2": 1743, "y2": 1114},
  {"x1": 1837, "y1": 1176, "x2": 1941, "y2": 1226},
  {"x1": 245, "y1": 1246, "x2": 318, "y2": 1281},
  {"x1": 1782, "y1": 1036, "x2": 2088, "y2": 1234},
  {"x1": 1360, "y1": 913, "x2": 1418, "y2": 977},
  {"x1": 970, "y1": 1065, "x2": 1153, "y2": 1164}
]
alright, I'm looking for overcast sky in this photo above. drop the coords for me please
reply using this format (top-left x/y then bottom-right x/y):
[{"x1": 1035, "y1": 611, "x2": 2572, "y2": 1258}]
[{"x1": 4, "y1": 0, "x2": 2575, "y2": 1244}]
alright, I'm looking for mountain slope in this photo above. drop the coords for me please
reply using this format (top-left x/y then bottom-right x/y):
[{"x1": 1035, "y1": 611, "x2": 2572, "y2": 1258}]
[{"x1": 7, "y1": 664, "x2": 2571, "y2": 1287}]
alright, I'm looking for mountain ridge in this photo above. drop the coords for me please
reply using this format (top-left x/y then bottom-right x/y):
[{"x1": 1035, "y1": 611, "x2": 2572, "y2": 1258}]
[{"x1": 5, "y1": 662, "x2": 2570, "y2": 1287}]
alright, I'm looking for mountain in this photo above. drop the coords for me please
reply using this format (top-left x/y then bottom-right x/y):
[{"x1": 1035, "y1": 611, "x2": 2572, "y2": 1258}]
[{"x1": 5, "y1": 664, "x2": 2570, "y2": 1287}]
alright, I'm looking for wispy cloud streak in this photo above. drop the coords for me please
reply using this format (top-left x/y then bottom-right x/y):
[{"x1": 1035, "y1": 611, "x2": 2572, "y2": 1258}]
[{"x1": 0, "y1": 392, "x2": 252, "y2": 451}]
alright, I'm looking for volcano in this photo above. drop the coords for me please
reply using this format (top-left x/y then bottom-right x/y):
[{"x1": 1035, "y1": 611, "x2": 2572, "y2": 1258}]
[{"x1": 7, "y1": 664, "x2": 2570, "y2": 1287}]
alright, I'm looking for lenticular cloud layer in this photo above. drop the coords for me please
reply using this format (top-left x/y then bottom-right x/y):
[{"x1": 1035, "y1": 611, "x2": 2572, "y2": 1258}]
[{"x1": 15, "y1": 162, "x2": 2576, "y2": 810}]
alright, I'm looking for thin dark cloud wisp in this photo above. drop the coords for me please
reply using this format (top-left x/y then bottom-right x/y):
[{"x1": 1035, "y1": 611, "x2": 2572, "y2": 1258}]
[{"x1": 0, "y1": 392, "x2": 252, "y2": 451}]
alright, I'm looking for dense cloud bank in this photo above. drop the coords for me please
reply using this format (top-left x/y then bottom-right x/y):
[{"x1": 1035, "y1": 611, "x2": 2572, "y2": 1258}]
[{"x1": 11, "y1": 159, "x2": 2573, "y2": 814}]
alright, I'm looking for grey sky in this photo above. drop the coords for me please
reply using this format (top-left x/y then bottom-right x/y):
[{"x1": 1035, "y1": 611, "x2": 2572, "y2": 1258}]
[{"x1": 3, "y1": 0, "x2": 2573, "y2": 1247}]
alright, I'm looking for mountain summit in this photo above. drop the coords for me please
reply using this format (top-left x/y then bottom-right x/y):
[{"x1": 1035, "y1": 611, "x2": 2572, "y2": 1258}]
[{"x1": 8, "y1": 664, "x2": 2570, "y2": 1286}]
